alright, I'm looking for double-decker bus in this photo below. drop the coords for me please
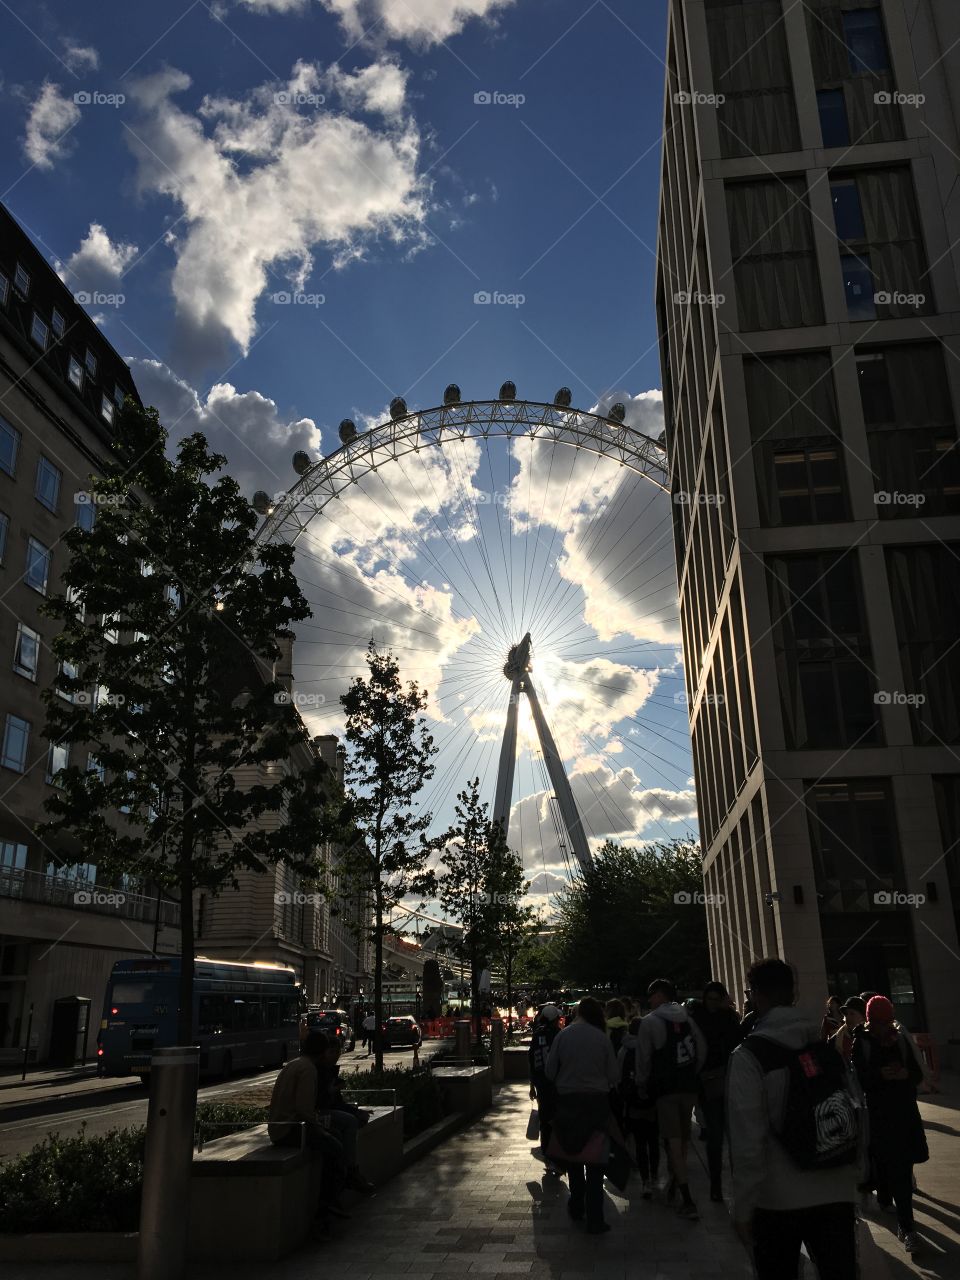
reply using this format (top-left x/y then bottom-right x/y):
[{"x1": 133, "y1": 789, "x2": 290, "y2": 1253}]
[{"x1": 97, "y1": 956, "x2": 303, "y2": 1082}]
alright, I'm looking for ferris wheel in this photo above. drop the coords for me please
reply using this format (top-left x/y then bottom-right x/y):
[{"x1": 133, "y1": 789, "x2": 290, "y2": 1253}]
[{"x1": 252, "y1": 384, "x2": 689, "y2": 888}]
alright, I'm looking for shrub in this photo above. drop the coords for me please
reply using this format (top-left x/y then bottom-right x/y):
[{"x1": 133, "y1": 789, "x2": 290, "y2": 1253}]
[
  {"x1": 0, "y1": 1125, "x2": 145, "y2": 1234},
  {"x1": 343, "y1": 1065, "x2": 444, "y2": 1137},
  {"x1": 194, "y1": 1101, "x2": 268, "y2": 1147}
]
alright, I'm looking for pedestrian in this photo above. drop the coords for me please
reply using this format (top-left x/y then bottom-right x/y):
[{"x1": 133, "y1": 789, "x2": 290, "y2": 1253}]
[
  {"x1": 727, "y1": 959, "x2": 860, "y2": 1280},
  {"x1": 268, "y1": 1031, "x2": 351, "y2": 1232},
  {"x1": 618, "y1": 1014, "x2": 660, "y2": 1198},
  {"x1": 852, "y1": 995, "x2": 928, "y2": 1254},
  {"x1": 634, "y1": 978, "x2": 706, "y2": 1220},
  {"x1": 833, "y1": 997, "x2": 866, "y2": 1063},
  {"x1": 820, "y1": 996, "x2": 843, "y2": 1042},
  {"x1": 361, "y1": 1010, "x2": 376, "y2": 1055},
  {"x1": 528, "y1": 1003, "x2": 563, "y2": 1172},
  {"x1": 544, "y1": 996, "x2": 621, "y2": 1235},
  {"x1": 689, "y1": 980, "x2": 742, "y2": 1202},
  {"x1": 605, "y1": 999, "x2": 629, "y2": 1055}
]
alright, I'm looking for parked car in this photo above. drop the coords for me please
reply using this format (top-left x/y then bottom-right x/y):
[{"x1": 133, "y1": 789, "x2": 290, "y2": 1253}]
[
  {"x1": 306, "y1": 1007, "x2": 356, "y2": 1052},
  {"x1": 382, "y1": 1015, "x2": 422, "y2": 1049}
]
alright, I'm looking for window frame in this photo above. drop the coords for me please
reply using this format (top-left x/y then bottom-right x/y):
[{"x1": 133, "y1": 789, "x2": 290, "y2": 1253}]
[
  {"x1": 30, "y1": 313, "x2": 49, "y2": 351},
  {"x1": 85, "y1": 347, "x2": 98, "y2": 378},
  {"x1": 13, "y1": 264, "x2": 30, "y2": 296},
  {"x1": 13, "y1": 622, "x2": 41, "y2": 681},
  {"x1": 51, "y1": 308, "x2": 66, "y2": 339},
  {"x1": 46, "y1": 740, "x2": 69, "y2": 786},
  {"x1": 35, "y1": 455, "x2": 62, "y2": 513},
  {"x1": 67, "y1": 355, "x2": 84, "y2": 391},
  {"x1": 1, "y1": 713, "x2": 30, "y2": 773},
  {"x1": 0, "y1": 418, "x2": 19, "y2": 478},
  {"x1": 24, "y1": 536, "x2": 52, "y2": 595}
]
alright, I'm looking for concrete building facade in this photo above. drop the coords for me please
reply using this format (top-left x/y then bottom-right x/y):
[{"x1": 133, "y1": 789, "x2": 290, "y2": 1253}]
[{"x1": 657, "y1": 0, "x2": 960, "y2": 1043}]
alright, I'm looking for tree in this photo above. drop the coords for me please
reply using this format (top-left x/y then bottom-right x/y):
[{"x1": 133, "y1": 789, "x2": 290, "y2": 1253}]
[
  {"x1": 482, "y1": 829, "x2": 539, "y2": 1039},
  {"x1": 42, "y1": 402, "x2": 332, "y2": 1045},
  {"x1": 551, "y1": 836, "x2": 709, "y2": 995},
  {"x1": 337, "y1": 643, "x2": 437, "y2": 1071}
]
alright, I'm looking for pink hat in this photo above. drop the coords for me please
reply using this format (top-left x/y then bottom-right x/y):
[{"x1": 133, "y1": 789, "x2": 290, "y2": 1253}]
[{"x1": 866, "y1": 995, "x2": 895, "y2": 1023}]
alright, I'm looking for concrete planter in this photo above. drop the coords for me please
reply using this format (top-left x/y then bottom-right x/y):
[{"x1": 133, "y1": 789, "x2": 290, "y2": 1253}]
[{"x1": 0, "y1": 1231, "x2": 137, "y2": 1263}]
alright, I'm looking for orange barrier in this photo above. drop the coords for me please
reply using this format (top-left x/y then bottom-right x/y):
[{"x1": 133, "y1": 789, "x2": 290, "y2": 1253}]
[{"x1": 913, "y1": 1032, "x2": 941, "y2": 1092}]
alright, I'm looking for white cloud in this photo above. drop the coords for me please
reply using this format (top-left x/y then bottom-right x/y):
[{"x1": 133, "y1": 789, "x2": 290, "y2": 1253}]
[
  {"x1": 125, "y1": 60, "x2": 427, "y2": 365},
  {"x1": 61, "y1": 41, "x2": 100, "y2": 73},
  {"x1": 23, "y1": 81, "x2": 80, "y2": 169},
  {"x1": 323, "y1": 62, "x2": 410, "y2": 119},
  {"x1": 57, "y1": 223, "x2": 139, "y2": 291},
  {"x1": 234, "y1": 0, "x2": 516, "y2": 46}
]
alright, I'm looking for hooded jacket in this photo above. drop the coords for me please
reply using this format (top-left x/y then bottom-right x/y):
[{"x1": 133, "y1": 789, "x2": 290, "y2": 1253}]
[
  {"x1": 726, "y1": 1006, "x2": 860, "y2": 1221},
  {"x1": 634, "y1": 1001, "x2": 707, "y2": 1094}
]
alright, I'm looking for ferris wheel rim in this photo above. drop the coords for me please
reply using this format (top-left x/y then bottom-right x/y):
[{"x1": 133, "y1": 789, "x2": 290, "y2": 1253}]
[{"x1": 253, "y1": 396, "x2": 669, "y2": 549}]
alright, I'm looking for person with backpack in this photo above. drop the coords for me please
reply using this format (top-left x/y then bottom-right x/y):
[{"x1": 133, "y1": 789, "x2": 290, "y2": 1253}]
[
  {"x1": 727, "y1": 958, "x2": 860, "y2": 1280},
  {"x1": 617, "y1": 1014, "x2": 660, "y2": 1197},
  {"x1": 689, "y1": 980, "x2": 742, "y2": 1202},
  {"x1": 635, "y1": 978, "x2": 707, "y2": 1220},
  {"x1": 529, "y1": 1003, "x2": 562, "y2": 1171},
  {"x1": 852, "y1": 995, "x2": 928, "y2": 1254}
]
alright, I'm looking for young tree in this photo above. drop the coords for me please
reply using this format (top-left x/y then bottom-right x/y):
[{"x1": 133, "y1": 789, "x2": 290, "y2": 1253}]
[
  {"x1": 437, "y1": 778, "x2": 494, "y2": 1046},
  {"x1": 42, "y1": 403, "x2": 332, "y2": 1045},
  {"x1": 337, "y1": 643, "x2": 437, "y2": 1071},
  {"x1": 482, "y1": 826, "x2": 539, "y2": 1039}
]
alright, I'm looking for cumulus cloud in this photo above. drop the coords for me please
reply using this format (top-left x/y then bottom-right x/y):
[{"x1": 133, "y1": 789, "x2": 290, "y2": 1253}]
[
  {"x1": 57, "y1": 223, "x2": 139, "y2": 292},
  {"x1": 234, "y1": 0, "x2": 516, "y2": 46},
  {"x1": 125, "y1": 60, "x2": 427, "y2": 367},
  {"x1": 23, "y1": 81, "x2": 80, "y2": 169},
  {"x1": 61, "y1": 41, "x2": 100, "y2": 73}
]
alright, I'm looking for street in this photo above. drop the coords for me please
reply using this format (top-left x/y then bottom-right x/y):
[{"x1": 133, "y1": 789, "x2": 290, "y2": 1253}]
[{"x1": 0, "y1": 1041, "x2": 438, "y2": 1165}]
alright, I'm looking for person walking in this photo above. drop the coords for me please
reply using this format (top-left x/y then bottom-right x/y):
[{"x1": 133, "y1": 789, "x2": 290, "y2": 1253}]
[
  {"x1": 635, "y1": 978, "x2": 706, "y2": 1220},
  {"x1": 833, "y1": 997, "x2": 866, "y2": 1062},
  {"x1": 544, "y1": 996, "x2": 621, "y2": 1234},
  {"x1": 727, "y1": 959, "x2": 860, "y2": 1280},
  {"x1": 689, "y1": 980, "x2": 742, "y2": 1202},
  {"x1": 361, "y1": 1010, "x2": 376, "y2": 1055},
  {"x1": 528, "y1": 1003, "x2": 562, "y2": 1171},
  {"x1": 852, "y1": 995, "x2": 928, "y2": 1254},
  {"x1": 820, "y1": 996, "x2": 843, "y2": 1042},
  {"x1": 618, "y1": 1014, "x2": 660, "y2": 1198}
]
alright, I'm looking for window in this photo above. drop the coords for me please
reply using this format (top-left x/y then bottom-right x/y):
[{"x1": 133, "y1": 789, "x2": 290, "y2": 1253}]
[
  {"x1": 767, "y1": 551, "x2": 880, "y2": 749},
  {"x1": 113, "y1": 385, "x2": 125, "y2": 410},
  {"x1": 85, "y1": 348, "x2": 98, "y2": 378},
  {"x1": 51, "y1": 309, "x2": 65, "y2": 339},
  {"x1": 0, "y1": 417, "x2": 20, "y2": 477},
  {"x1": 30, "y1": 313, "x2": 48, "y2": 351},
  {"x1": 807, "y1": 779, "x2": 901, "y2": 911},
  {"x1": 0, "y1": 511, "x2": 8, "y2": 563},
  {"x1": 1, "y1": 714, "x2": 30, "y2": 772},
  {"x1": 831, "y1": 178, "x2": 866, "y2": 242},
  {"x1": 726, "y1": 178, "x2": 824, "y2": 331},
  {"x1": 57, "y1": 658, "x2": 79, "y2": 700},
  {"x1": 0, "y1": 840, "x2": 27, "y2": 870},
  {"x1": 842, "y1": 8, "x2": 891, "y2": 73},
  {"x1": 772, "y1": 446, "x2": 846, "y2": 524},
  {"x1": 841, "y1": 252, "x2": 876, "y2": 319},
  {"x1": 818, "y1": 89, "x2": 850, "y2": 147},
  {"x1": 87, "y1": 753, "x2": 105, "y2": 782},
  {"x1": 887, "y1": 544, "x2": 960, "y2": 745},
  {"x1": 67, "y1": 355, "x2": 83, "y2": 391},
  {"x1": 705, "y1": 0, "x2": 800, "y2": 158},
  {"x1": 24, "y1": 537, "x2": 51, "y2": 594},
  {"x1": 46, "y1": 741, "x2": 69, "y2": 785},
  {"x1": 35, "y1": 456, "x2": 62, "y2": 512},
  {"x1": 75, "y1": 494, "x2": 96, "y2": 531},
  {"x1": 101, "y1": 394, "x2": 115, "y2": 425},
  {"x1": 13, "y1": 624, "x2": 41, "y2": 681},
  {"x1": 13, "y1": 264, "x2": 30, "y2": 296}
]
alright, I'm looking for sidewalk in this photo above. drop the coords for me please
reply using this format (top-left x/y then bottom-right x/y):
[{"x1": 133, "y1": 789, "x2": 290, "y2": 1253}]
[
  {"x1": 6, "y1": 1078, "x2": 959, "y2": 1280},
  {"x1": 0, "y1": 1064, "x2": 106, "y2": 1107}
]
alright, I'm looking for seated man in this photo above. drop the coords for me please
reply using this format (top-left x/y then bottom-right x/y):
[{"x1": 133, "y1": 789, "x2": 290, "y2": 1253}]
[
  {"x1": 315, "y1": 1036, "x2": 375, "y2": 1193},
  {"x1": 268, "y1": 1031, "x2": 351, "y2": 1231}
]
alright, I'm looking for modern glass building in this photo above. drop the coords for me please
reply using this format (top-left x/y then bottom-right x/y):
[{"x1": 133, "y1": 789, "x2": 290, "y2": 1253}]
[{"x1": 657, "y1": 0, "x2": 960, "y2": 1042}]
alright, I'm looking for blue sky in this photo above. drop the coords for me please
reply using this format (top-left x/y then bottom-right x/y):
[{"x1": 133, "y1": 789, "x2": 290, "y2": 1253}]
[{"x1": 3, "y1": 0, "x2": 698, "y2": 911}]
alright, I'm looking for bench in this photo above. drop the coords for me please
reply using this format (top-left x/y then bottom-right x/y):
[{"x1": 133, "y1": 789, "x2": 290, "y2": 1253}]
[{"x1": 187, "y1": 1105, "x2": 403, "y2": 1261}]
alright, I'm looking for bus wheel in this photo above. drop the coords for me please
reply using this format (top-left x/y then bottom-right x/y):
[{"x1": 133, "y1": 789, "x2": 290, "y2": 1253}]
[{"x1": 221, "y1": 1051, "x2": 233, "y2": 1080}]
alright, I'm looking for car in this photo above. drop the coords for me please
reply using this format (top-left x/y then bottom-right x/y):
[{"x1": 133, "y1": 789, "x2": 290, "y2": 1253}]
[
  {"x1": 382, "y1": 1015, "x2": 422, "y2": 1049},
  {"x1": 306, "y1": 1007, "x2": 356, "y2": 1052}
]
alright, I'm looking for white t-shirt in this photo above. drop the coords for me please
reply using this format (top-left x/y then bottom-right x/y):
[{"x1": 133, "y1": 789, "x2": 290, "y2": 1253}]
[{"x1": 362, "y1": 1015, "x2": 376, "y2": 1031}]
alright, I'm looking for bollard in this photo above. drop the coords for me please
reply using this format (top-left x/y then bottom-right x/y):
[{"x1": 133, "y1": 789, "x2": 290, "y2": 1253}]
[
  {"x1": 490, "y1": 1017, "x2": 504, "y2": 1082},
  {"x1": 137, "y1": 1045, "x2": 199, "y2": 1280},
  {"x1": 454, "y1": 1018, "x2": 471, "y2": 1063}
]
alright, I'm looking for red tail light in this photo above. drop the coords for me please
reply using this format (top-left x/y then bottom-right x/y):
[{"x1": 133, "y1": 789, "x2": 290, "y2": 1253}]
[
  {"x1": 111, "y1": 1007, "x2": 119, "y2": 1015},
  {"x1": 97, "y1": 1047, "x2": 104, "y2": 1057}
]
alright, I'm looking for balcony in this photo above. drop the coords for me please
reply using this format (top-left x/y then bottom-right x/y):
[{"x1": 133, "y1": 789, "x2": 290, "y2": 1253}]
[{"x1": 0, "y1": 866, "x2": 181, "y2": 928}]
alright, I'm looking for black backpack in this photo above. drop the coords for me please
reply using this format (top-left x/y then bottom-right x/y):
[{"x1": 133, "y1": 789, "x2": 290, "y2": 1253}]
[
  {"x1": 744, "y1": 1035, "x2": 859, "y2": 1170},
  {"x1": 649, "y1": 1018, "x2": 700, "y2": 1097}
]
